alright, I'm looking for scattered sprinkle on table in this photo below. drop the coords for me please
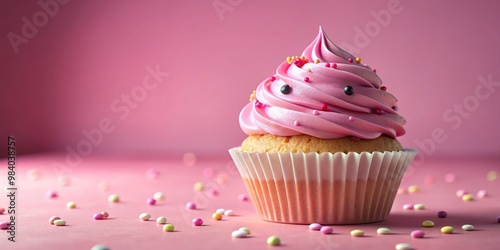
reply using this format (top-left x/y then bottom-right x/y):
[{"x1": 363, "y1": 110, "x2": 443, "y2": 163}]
[
  {"x1": 413, "y1": 204, "x2": 426, "y2": 210},
  {"x1": 153, "y1": 191, "x2": 165, "y2": 202},
  {"x1": 462, "y1": 224, "x2": 474, "y2": 231},
  {"x1": 186, "y1": 202, "x2": 197, "y2": 210},
  {"x1": 53, "y1": 219, "x2": 66, "y2": 226},
  {"x1": 410, "y1": 230, "x2": 425, "y2": 238},
  {"x1": 437, "y1": 211, "x2": 448, "y2": 218},
  {"x1": 403, "y1": 204, "x2": 414, "y2": 210},
  {"x1": 407, "y1": 185, "x2": 420, "y2": 193},
  {"x1": 215, "y1": 208, "x2": 225, "y2": 215},
  {"x1": 139, "y1": 213, "x2": 151, "y2": 221},
  {"x1": 101, "y1": 211, "x2": 109, "y2": 218},
  {"x1": 108, "y1": 194, "x2": 120, "y2": 203},
  {"x1": 462, "y1": 194, "x2": 474, "y2": 201},
  {"x1": 193, "y1": 182, "x2": 205, "y2": 191},
  {"x1": 441, "y1": 226, "x2": 454, "y2": 234},
  {"x1": 456, "y1": 189, "x2": 468, "y2": 197},
  {"x1": 147, "y1": 198, "x2": 156, "y2": 205},
  {"x1": 239, "y1": 227, "x2": 251, "y2": 235},
  {"x1": 477, "y1": 189, "x2": 488, "y2": 198},
  {"x1": 156, "y1": 217, "x2": 167, "y2": 224},
  {"x1": 49, "y1": 216, "x2": 61, "y2": 225},
  {"x1": 238, "y1": 193, "x2": 249, "y2": 202},
  {"x1": 66, "y1": 202, "x2": 76, "y2": 209},
  {"x1": 0, "y1": 221, "x2": 10, "y2": 229},
  {"x1": 395, "y1": 243, "x2": 412, "y2": 250},
  {"x1": 309, "y1": 223, "x2": 322, "y2": 231},
  {"x1": 377, "y1": 227, "x2": 391, "y2": 234},
  {"x1": 93, "y1": 213, "x2": 104, "y2": 220},
  {"x1": 91, "y1": 245, "x2": 110, "y2": 250},
  {"x1": 224, "y1": 210, "x2": 235, "y2": 216},
  {"x1": 267, "y1": 236, "x2": 281, "y2": 246},
  {"x1": 320, "y1": 226, "x2": 333, "y2": 234},
  {"x1": 212, "y1": 212, "x2": 223, "y2": 220},
  {"x1": 422, "y1": 220, "x2": 435, "y2": 227},
  {"x1": 350, "y1": 229, "x2": 364, "y2": 237},
  {"x1": 46, "y1": 190, "x2": 58, "y2": 199},
  {"x1": 163, "y1": 224, "x2": 175, "y2": 232},
  {"x1": 232, "y1": 229, "x2": 248, "y2": 238},
  {"x1": 192, "y1": 218, "x2": 203, "y2": 226}
]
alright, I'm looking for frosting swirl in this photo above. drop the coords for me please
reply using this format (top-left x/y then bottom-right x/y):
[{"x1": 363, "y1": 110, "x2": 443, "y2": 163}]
[{"x1": 239, "y1": 27, "x2": 406, "y2": 139}]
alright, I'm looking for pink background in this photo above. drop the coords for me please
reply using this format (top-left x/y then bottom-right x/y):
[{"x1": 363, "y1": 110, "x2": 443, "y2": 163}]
[{"x1": 2, "y1": 0, "x2": 500, "y2": 159}]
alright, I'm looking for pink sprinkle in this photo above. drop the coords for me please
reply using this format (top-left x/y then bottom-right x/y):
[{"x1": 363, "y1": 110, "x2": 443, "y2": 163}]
[
  {"x1": 397, "y1": 188, "x2": 408, "y2": 195},
  {"x1": 332, "y1": 63, "x2": 337, "y2": 69},
  {"x1": 325, "y1": 63, "x2": 330, "y2": 67},
  {"x1": 403, "y1": 204, "x2": 414, "y2": 210},
  {"x1": 147, "y1": 198, "x2": 156, "y2": 205},
  {"x1": 348, "y1": 116, "x2": 354, "y2": 122},
  {"x1": 348, "y1": 58, "x2": 353, "y2": 63},
  {"x1": 309, "y1": 223, "x2": 322, "y2": 231},
  {"x1": 203, "y1": 167, "x2": 215, "y2": 179},
  {"x1": 411, "y1": 230, "x2": 425, "y2": 238},
  {"x1": 192, "y1": 218, "x2": 203, "y2": 226},
  {"x1": 477, "y1": 190, "x2": 488, "y2": 198},
  {"x1": 445, "y1": 173, "x2": 456, "y2": 183},
  {"x1": 238, "y1": 193, "x2": 249, "y2": 202},
  {"x1": 146, "y1": 168, "x2": 160, "y2": 179},
  {"x1": 186, "y1": 202, "x2": 197, "y2": 210},
  {"x1": 293, "y1": 121, "x2": 300, "y2": 126},
  {"x1": 46, "y1": 190, "x2": 58, "y2": 199},
  {"x1": 0, "y1": 221, "x2": 9, "y2": 230},
  {"x1": 255, "y1": 100, "x2": 265, "y2": 108},
  {"x1": 0, "y1": 208, "x2": 5, "y2": 214},
  {"x1": 312, "y1": 110, "x2": 319, "y2": 115},
  {"x1": 93, "y1": 213, "x2": 104, "y2": 220},
  {"x1": 373, "y1": 68, "x2": 377, "y2": 73},
  {"x1": 424, "y1": 175, "x2": 434, "y2": 185},
  {"x1": 375, "y1": 109, "x2": 384, "y2": 115},
  {"x1": 456, "y1": 189, "x2": 468, "y2": 197},
  {"x1": 321, "y1": 104, "x2": 327, "y2": 111},
  {"x1": 207, "y1": 188, "x2": 219, "y2": 197},
  {"x1": 270, "y1": 76, "x2": 276, "y2": 81},
  {"x1": 304, "y1": 77, "x2": 310, "y2": 82},
  {"x1": 320, "y1": 226, "x2": 333, "y2": 234}
]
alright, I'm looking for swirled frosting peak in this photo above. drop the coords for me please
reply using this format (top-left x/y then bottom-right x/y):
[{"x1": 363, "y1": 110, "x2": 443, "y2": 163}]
[{"x1": 239, "y1": 27, "x2": 406, "y2": 139}]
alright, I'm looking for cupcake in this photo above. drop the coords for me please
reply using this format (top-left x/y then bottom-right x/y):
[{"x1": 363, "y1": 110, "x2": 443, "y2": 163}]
[{"x1": 229, "y1": 27, "x2": 416, "y2": 225}]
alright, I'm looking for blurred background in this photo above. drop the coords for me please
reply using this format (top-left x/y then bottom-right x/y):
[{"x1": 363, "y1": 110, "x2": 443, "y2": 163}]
[{"x1": 1, "y1": 0, "x2": 500, "y2": 160}]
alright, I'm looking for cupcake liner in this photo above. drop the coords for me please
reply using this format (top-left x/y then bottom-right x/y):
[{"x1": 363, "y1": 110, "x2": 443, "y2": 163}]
[{"x1": 229, "y1": 147, "x2": 417, "y2": 225}]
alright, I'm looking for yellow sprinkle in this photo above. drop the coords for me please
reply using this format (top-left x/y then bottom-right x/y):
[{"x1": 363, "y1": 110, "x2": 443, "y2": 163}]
[
  {"x1": 487, "y1": 171, "x2": 497, "y2": 181},
  {"x1": 212, "y1": 212, "x2": 223, "y2": 220},
  {"x1": 249, "y1": 90, "x2": 256, "y2": 102},
  {"x1": 350, "y1": 229, "x2": 364, "y2": 237},
  {"x1": 314, "y1": 59, "x2": 319, "y2": 64},
  {"x1": 286, "y1": 57, "x2": 293, "y2": 64},
  {"x1": 407, "y1": 185, "x2": 420, "y2": 193},
  {"x1": 307, "y1": 69, "x2": 311, "y2": 72},
  {"x1": 422, "y1": 220, "x2": 435, "y2": 227},
  {"x1": 193, "y1": 182, "x2": 205, "y2": 191},
  {"x1": 293, "y1": 56, "x2": 298, "y2": 59},
  {"x1": 66, "y1": 202, "x2": 77, "y2": 209},
  {"x1": 355, "y1": 57, "x2": 361, "y2": 63},
  {"x1": 441, "y1": 226, "x2": 454, "y2": 234},
  {"x1": 462, "y1": 194, "x2": 474, "y2": 201}
]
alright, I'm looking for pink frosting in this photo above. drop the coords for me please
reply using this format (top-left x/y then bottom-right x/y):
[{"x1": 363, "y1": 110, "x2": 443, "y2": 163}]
[{"x1": 239, "y1": 27, "x2": 406, "y2": 139}]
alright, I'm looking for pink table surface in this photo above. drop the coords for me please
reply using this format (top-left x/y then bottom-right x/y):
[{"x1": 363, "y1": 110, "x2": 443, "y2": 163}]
[{"x1": 0, "y1": 153, "x2": 499, "y2": 250}]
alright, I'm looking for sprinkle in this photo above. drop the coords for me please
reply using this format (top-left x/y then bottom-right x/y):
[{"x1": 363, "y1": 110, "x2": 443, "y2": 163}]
[
  {"x1": 293, "y1": 121, "x2": 300, "y2": 126},
  {"x1": 321, "y1": 104, "x2": 328, "y2": 111},
  {"x1": 156, "y1": 217, "x2": 167, "y2": 224},
  {"x1": 267, "y1": 236, "x2": 281, "y2": 246},
  {"x1": 232, "y1": 229, "x2": 248, "y2": 238},
  {"x1": 186, "y1": 202, "x2": 197, "y2": 210},
  {"x1": 348, "y1": 116, "x2": 355, "y2": 122},
  {"x1": 0, "y1": 221, "x2": 9, "y2": 229},
  {"x1": 147, "y1": 198, "x2": 156, "y2": 205},
  {"x1": 410, "y1": 230, "x2": 425, "y2": 238},
  {"x1": 27, "y1": 168, "x2": 42, "y2": 180},
  {"x1": 414, "y1": 204, "x2": 426, "y2": 210},
  {"x1": 239, "y1": 227, "x2": 251, "y2": 235},
  {"x1": 66, "y1": 202, "x2": 76, "y2": 209},
  {"x1": 309, "y1": 223, "x2": 322, "y2": 231},
  {"x1": 249, "y1": 90, "x2": 256, "y2": 102},
  {"x1": 193, "y1": 182, "x2": 205, "y2": 191},
  {"x1": 280, "y1": 85, "x2": 291, "y2": 94},
  {"x1": 93, "y1": 213, "x2": 104, "y2": 220},
  {"x1": 437, "y1": 211, "x2": 448, "y2": 218},
  {"x1": 355, "y1": 57, "x2": 361, "y2": 63},
  {"x1": 380, "y1": 86, "x2": 387, "y2": 91},
  {"x1": 325, "y1": 63, "x2": 330, "y2": 67},
  {"x1": 407, "y1": 185, "x2": 420, "y2": 193},
  {"x1": 46, "y1": 190, "x2": 58, "y2": 199},
  {"x1": 348, "y1": 58, "x2": 353, "y2": 63},
  {"x1": 395, "y1": 243, "x2": 412, "y2": 250},
  {"x1": 215, "y1": 208, "x2": 225, "y2": 215},
  {"x1": 255, "y1": 100, "x2": 265, "y2": 108},
  {"x1": 445, "y1": 173, "x2": 456, "y2": 183},
  {"x1": 350, "y1": 229, "x2": 364, "y2": 237},
  {"x1": 192, "y1": 218, "x2": 203, "y2": 226},
  {"x1": 312, "y1": 110, "x2": 319, "y2": 115},
  {"x1": 320, "y1": 226, "x2": 333, "y2": 234},
  {"x1": 153, "y1": 192, "x2": 165, "y2": 202},
  {"x1": 224, "y1": 210, "x2": 235, "y2": 216},
  {"x1": 462, "y1": 224, "x2": 474, "y2": 231},
  {"x1": 58, "y1": 176, "x2": 71, "y2": 186},
  {"x1": 372, "y1": 69, "x2": 377, "y2": 73},
  {"x1": 487, "y1": 171, "x2": 497, "y2": 181},
  {"x1": 212, "y1": 212, "x2": 223, "y2": 220},
  {"x1": 108, "y1": 194, "x2": 120, "y2": 203},
  {"x1": 270, "y1": 76, "x2": 276, "y2": 81},
  {"x1": 304, "y1": 77, "x2": 310, "y2": 82},
  {"x1": 314, "y1": 59, "x2": 320, "y2": 64},
  {"x1": 91, "y1": 245, "x2": 110, "y2": 250},
  {"x1": 286, "y1": 57, "x2": 293, "y2": 64},
  {"x1": 477, "y1": 190, "x2": 488, "y2": 198},
  {"x1": 101, "y1": 212, "x2": 109, "y2": 218},
  {"x1": 139, "y1": 213, "x2": 151, "y2": 221},
  {"x1": 183, "y1": 152, "x2": 197, "y2": 166},
  {"x1": 377, "y1": 227, "x2": 391, "y2": 234},
  {"x1": 332, "y1": 63, "x2": 337, "y2": 69},
  {"x1": 344, "y1": 86, "x2": 354, "y2": 95},
  {"x1": 207, "y1": 188, "x2": 219, "y2": 197},
  {"x1": 239, "y1": 193, "x2": 249, "y2": 202},
  {"x1": 403, "y1": 204, "x2": 414, "y2": 210},
  {"x1": 422, "y1": 220, "x2": 435, "y2": 227},
  {"x1": 49, "y1": 216, "x2": 61, "y2": 225},
  {"x1": 293, "y1": 58, "x2": 304, "y2": 67},
  {"x1": 397, "y1": 188, "x2": 407, "y2": 195},
  {"x1": 441, "y1": 226, "x2": 454, "y2": 234},
  {"x1": 0, "y1": 208, "x2": 4, "y2": 214},
  {"x1": 462, "y1": 194, "x2": 474, "y2": 202},
  {"x1": 163, "y1": 224, "x2": 175, "y2": 232},
  {"x1": 146, "y1": 168, "x2": 160, "y2": 179},
  {"x1": 456, "y1": 189, "x2": 468, "y2": 197},
  {"x1": 53, "y1": 219, "x2": 66, "y2": 226},
  {"x1": 375, "y1": 109, "x2": 384, "y2": 115}
]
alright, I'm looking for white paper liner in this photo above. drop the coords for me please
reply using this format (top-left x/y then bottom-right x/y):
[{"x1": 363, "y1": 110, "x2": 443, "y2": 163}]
[{"x1": 229, "y1": 147, "x2": 417, "y2": 224}]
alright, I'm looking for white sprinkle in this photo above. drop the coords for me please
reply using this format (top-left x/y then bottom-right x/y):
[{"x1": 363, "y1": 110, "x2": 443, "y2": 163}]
[
  {"x1": 139, "y1": 213, "x2": 151, "y2": 221},
  {"x1": 462, "y1": 224, "x2": 474, "y2": 231},
  {"x1": 231, "y1": 229, "x2": 248, "y2": 238},
  {"x1": 395, "y1": 243, "x2": 412, "y2": 250},
  {"x1": 224, "y1": 210, "x2": 235, "y2": 216},
  {"x1": 215, "y1": 208, "x2": 225, "y2": 215}
]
